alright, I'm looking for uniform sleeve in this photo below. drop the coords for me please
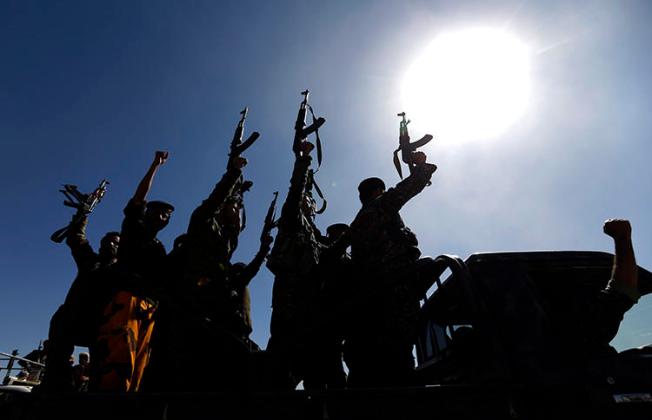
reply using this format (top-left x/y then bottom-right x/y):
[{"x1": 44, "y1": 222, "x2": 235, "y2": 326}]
[
  {"x1": 233, "y1": 249, "x2": 267, "y2": 288},
  {"x1": 278, "y1": 155, "x2": 312, "y2": 232},
  {"x1": 187, "y1": 168, "x2": 242, "y2": 238},
  {"x1": 65, "y1": 215, "x2": 98, "y2": 272},
  {"x1": 380, "y1": 163, "x2": 436, "y2": 214},
  {"x1": 582, "y1": 288, "x2": 636, "y2": 351},
  {"x1": 203, "y1": 168, "x2": 243, "y2": 212}
]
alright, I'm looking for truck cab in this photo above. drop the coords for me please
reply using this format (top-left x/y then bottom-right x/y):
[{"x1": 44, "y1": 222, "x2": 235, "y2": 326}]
[{"x1": 416, "y1": 251, "x2": 652, "y2": 414}]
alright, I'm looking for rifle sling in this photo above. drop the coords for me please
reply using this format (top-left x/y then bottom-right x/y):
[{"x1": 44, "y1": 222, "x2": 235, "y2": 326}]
[
  {"x1": 393, "y1": 148, "x2": 403, "y2": 179},
  {"x1": 309, "y1": 169, "x2": 327, "y2": 215}
]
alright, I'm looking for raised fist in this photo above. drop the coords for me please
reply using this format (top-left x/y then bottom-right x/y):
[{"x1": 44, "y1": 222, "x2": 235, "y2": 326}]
[{"x1": 603, "y1": 219, "x2": 632, "y2": 240}]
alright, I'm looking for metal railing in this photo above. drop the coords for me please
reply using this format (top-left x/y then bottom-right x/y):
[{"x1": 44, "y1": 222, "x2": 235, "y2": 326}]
[{"x1": 1, "y1": 350, "x2": 45, "y2": 386}]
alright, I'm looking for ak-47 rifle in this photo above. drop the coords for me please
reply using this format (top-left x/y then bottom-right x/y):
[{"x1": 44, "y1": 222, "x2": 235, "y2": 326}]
[
  {"x1": 261, "y1": 191, "x2": 279, "y2": 240},
  {"x1": 229, "y1": 107, "x2": 261, "y2": 164},
  {"x1": 392, "y1": 112, "x2": 434, "y2": 179},
  {"x1": 293, "y1": 90, "x2": 326, "y2": 166},
  {"x1": 226, "y1": 107, "x2": 260, "y2": 231},
  {"x1": 292, "y1": 90, "x2": 327, "y2": 214},
  {"x1": 50, "y1": 179, "x2": 109, "y2": 243}
]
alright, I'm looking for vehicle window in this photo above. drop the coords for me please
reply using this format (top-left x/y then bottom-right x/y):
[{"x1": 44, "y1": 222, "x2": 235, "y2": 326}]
[
  {"x1": 612, "y1": 294, "x2": 652, "y2": 351},
  {"x1": 418, "y1": 320, "x2": 474, "y2": 363}
]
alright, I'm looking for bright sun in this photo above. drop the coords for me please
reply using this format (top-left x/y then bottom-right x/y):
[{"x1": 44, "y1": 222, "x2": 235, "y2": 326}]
[{"x1": 401, "y1": 28, "x2": 530, "y2": 143}]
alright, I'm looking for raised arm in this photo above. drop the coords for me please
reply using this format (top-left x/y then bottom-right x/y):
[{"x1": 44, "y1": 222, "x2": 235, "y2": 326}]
[
  {"x1": 203, "y1": 157, "x2": 247, "y2": 211},
  {"x1": 278, "y1": 142, "x2": 314, "y2": 231},
  {"x1": 582, "y1": 219, "x2": 640, "y2": 352},
  {"x1": 133, "y1": 151, "x2": 168, "y2": 204},
  {"x1": 65, "y1": 212, "x2": 98, "y2": 272},
  {"x1": 604, "y1": 219, "x2": 639, "y2": 302},
  {"x1": 234, "y1": 233, "x2": 274, "y2": 288},
  {"x1": 381, "y1": 152, "x2": 437, "y2": 214},
  {"x1": 187, "y1": 157, "x2": 246, "y2": 238}
]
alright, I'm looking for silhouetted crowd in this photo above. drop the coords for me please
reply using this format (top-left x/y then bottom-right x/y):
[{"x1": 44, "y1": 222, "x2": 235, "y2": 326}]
[{"x1": 35, "y1": 101, "x2": 642, "y2": 394}]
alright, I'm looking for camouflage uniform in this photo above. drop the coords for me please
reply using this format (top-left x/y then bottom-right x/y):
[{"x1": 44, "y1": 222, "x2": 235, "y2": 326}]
[
  {"x1": 185, "y1": 167, "x2": 243, "y2": 288},
  {"x1": 266, "y1": 155, "x2": 327, "y2": 389},
  {"x1": 42, "y1": 216, "x2": 116, "y2": 391},
  {"x1": 151, "y1": 167, "x2": 252, "y2": 392},
  {"x1": 346, "y1": 162, "x2": 437, "y2": 387},
  {"x1": 179, "y1": 167, "x2": 243, "y2": 326}
]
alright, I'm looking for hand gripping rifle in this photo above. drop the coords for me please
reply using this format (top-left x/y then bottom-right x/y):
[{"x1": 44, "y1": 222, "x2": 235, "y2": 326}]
[
  {"x1": 392, "y1": 112, "x2": 434, "y2": 179},
  {"x1": 50, "y1": 179, "x2": 109, "y2": 243},
  {"x1": 261, "y1": 191, "x2": 279, "y2": 240},
  {"x1": 229, "y1": 107, "x2": 261, "y2": 164},
  {"x1": 293, "y1": 90, "x2": 326, "y2": 167}
]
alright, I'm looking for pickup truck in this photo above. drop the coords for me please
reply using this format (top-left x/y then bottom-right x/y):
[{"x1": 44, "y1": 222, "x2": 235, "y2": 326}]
[{"x1": 416, "y1": 251, "x2": 652, "y2": 418}]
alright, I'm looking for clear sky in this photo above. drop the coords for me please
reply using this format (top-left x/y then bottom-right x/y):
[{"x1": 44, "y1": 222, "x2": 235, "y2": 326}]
[{"x1": 2, "y1": 0, "x2": 651, "y2": 358}]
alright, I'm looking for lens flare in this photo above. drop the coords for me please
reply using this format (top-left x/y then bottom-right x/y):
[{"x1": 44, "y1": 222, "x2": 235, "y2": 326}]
[{"x1": 401, "y1": 28, "x2": 531, "y2": 143}]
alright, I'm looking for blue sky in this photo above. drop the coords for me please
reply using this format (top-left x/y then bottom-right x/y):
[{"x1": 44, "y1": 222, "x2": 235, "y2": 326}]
[{"x1": 1, "y1": 0, "x2": 651, "y2": 358}]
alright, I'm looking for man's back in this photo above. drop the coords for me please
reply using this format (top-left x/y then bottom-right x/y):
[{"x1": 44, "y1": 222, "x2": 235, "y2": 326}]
[{"x1": 350, "y1": 163, "x2": 436, "y2": 271}]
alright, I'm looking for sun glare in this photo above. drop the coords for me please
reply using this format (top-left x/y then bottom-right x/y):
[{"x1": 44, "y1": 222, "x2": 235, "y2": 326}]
[{"x1": 401, "y1": 28, "x2": 530, "y2": 143}]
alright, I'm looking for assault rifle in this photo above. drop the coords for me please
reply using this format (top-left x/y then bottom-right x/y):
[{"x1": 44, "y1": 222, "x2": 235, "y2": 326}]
[
  {"x1": 293, "y1": 90, "x2": 326, "y2": 166},
  {"x1": 292, "y1": 90, "x2": 327, "y2": 213},
  {"x1": 393, "y1": 112, "x2": 434, "y2": 179},
  {"x1": 261, "y1": 191, "x2": 279, "y2": 240},
  {"x1": 229, "y1": 107, "x2": 260, "y2": 164},
  {"x1": 50, "y1": 179, "x2": 109, "y2": 243}
]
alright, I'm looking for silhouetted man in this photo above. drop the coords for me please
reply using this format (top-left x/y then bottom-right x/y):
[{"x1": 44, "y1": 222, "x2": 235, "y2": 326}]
[
  {"x1": 346, "y1": 151, "x2": 437, "y2": 388},
  {"x1": 266, "y1": 142, "x2": 328, "y2": 389},
  {"x1": 41, "y1": 210, "x2": 119, "y2": 392},
  {"x1": 93, "y1": 151, "x2": 173, "y2": 392},
  {"x1": 154, "y1": 154, "x2": 263, "y2": 392},
  {"x1": 583, "y1": 218, "x2": 641, "y2": 353},
  {"x1": 303, "y1": 223, "x2": 352, "y2": 389}
]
